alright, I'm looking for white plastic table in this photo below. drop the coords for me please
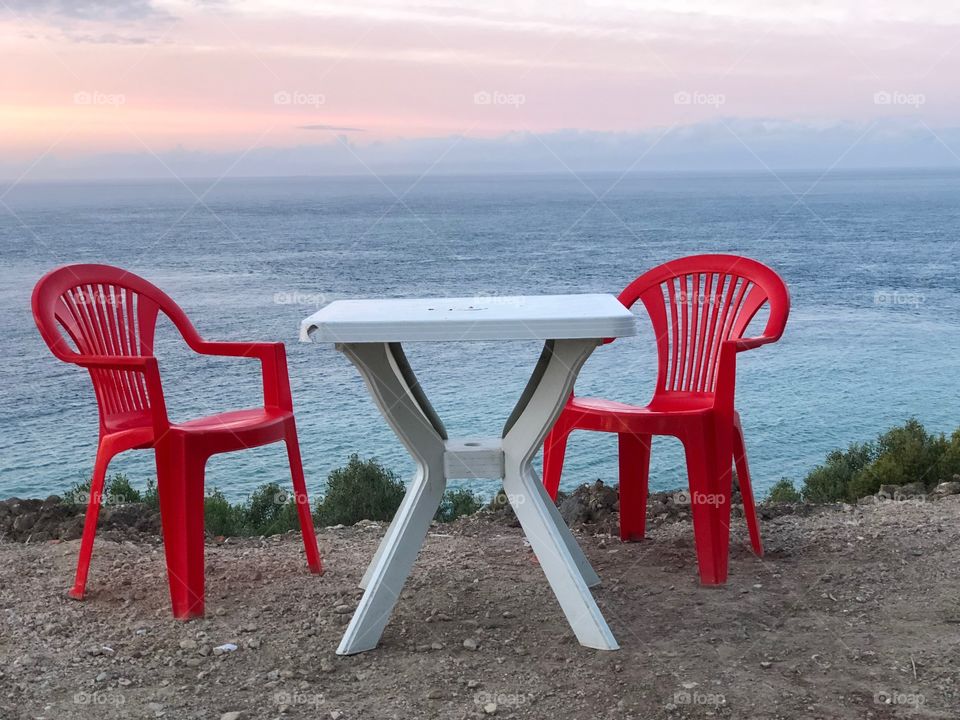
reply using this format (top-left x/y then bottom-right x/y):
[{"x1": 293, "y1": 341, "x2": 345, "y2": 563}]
[{"x1": 300, "y1": 294, "x2": 637, "y2": 654}]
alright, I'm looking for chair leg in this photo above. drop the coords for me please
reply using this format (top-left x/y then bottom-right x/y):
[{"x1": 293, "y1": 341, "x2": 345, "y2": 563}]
[
  {"x1": 155, "y1": 438, "x2": 207, "y2": 619},
  {"x1": 618, "y1": 432, "x2": 651, "y2": 542},
  {"x1": 681, "y1": 420, "x2": 733, "y2": 585},
  {"x1": 733, "y1": 418, "x2": 763, "y2": 557},
  {"x1": 542, "y1": 425, "x2": 571, "y2": 502},
  {"x1": 68, "y1": 441, "x2": 113, "y2": 600},
  {"x1": 284, "y1": 423, "x2": 323, "y2": 574}
]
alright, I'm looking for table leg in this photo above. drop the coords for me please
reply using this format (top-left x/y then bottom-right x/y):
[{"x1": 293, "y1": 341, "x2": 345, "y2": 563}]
[
  {"x1": 336, "y1": 342, "x2": 447, "y2": 655},
  {"x1": 501, "y1": 339, "x2": 619, "y2": 650}
]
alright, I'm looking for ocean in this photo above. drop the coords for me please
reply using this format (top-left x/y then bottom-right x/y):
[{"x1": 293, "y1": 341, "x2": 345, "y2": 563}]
[{"x1": 2, "y1": 170, "x2": 958, "y2": 501}]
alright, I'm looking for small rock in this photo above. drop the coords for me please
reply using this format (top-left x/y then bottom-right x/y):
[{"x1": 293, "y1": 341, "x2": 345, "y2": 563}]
[
  {"x1": 320, "y1": 657, "x2": 336, "y2": 673},
  {"x1": 179, "y1": 639, "x2": 198, "y2": 651},
  {"x1": 334, "y1": 604, "x2": 351, "y2": 614},
  {"x1": 95, "y1": 671, "x2": 110, "y2": 683},
  {"x1": 760, "y1": 661, "x2": 772, "y2": 668},
  {"x1": 483, "y1": 702, "x2": 498, "y2": 715},
  {"x1": 220, "y1": 713, "x2": 243, "y2": 720},
  {"x1": 463, "y1": 638, "x2": 479, "y2": 651},
  {"x1": 427, "y1": 688, "x2": 444, "y2": 699},
  {"x1": 933, "y1": 480, "x2": 960, "y2": 496}
]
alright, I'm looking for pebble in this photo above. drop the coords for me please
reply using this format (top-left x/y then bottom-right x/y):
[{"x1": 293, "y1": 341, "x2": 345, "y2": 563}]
[
  {"x1": 320, "y1": 658, "x2": 336, "y2": 673},
  {"x1": 179, "y1": 639, "x2": 198, "y2": 651},
  {"x1": 463, "y1": 638, "x2": 479, "y2": 651},
  {"x1": 334, "y1": 604, "x2": 351, "y2": 614},
  {"x1": 220, "y1": 713, "x2": 243, "y2": 720},
  {"x1": 483, "y1": 702, "x2": 498, "y2": 714},
  {"x1": 427, "y1": 688, "x2": 444, "y2": 699}
]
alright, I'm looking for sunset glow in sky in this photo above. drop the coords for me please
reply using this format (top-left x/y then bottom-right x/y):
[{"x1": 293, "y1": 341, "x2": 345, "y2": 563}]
[{"x1": 1, "y1": 0, "x2": 958, "y2": 175}]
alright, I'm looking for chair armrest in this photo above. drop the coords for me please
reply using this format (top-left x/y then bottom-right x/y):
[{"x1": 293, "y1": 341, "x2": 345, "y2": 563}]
[
  {"x1": 189, "y1": 341, "x2": 293, "y2": 410},
  {"x1": 734, "y1": 335, "x2": 778, "y2": 352},
  {"x1": 76, "y1": 355, "x2": 157, "y2": 370}
]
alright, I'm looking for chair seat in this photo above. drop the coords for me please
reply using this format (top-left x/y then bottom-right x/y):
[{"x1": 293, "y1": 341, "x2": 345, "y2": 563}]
[
  {"x1": 570, "y1": 391, "x2": 716, "y2": 416},
  {"x1": 174, "y1": 407, "x2": 291, "y2": 433}
]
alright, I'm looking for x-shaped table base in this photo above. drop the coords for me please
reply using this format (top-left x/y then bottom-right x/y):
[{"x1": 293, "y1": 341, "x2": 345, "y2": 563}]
[{"x1": 335, "y1": 339, "x2": 619, "y2": 654}]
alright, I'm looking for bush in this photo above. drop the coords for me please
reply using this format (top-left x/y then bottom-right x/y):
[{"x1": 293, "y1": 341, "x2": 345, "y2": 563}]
[
  {"x1": 435, "y1": 488, "x2": 484, "y2": 522},
  {"x1": 315, "y1": 454, "x2": 406, "y2": 527},
  {"x1": 144, "y1": 479, "x2": 160, "y2": 509},
  {"x1": 203, "y1": 483, "x2": 302, "y2": 537},
  {"x1": 766, "y1": 478, "x2": 801, "y2": 503},
  {"x1": 800, "y1": 419, "x2": 960, "y2": 503},
  {"x1": 246, "y1": 482, "x2": 300, "y2": 534},
  {"x1": 801, "y1": 442, "x2": 874, "y2": 503},
  {"x1": 64, "y1": 472, "x2": 143, "y2": 505},
  {"x1": 204, "y1": 488, "x2": 246, "y2": 537},
  {"x1": 848, "y1": 419, "x2": 951, "y2": 499}
]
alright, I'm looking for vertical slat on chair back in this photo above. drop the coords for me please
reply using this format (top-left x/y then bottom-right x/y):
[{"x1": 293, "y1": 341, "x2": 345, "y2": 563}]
[
  {"x1": 54, "y1": 282, "x2": 160, "y2": 418},
  {"x1": 650, "y1": 272, "x2": 766, "y2": 393},
  {"x1": 618, "y1": 256, "x2": 788, "y2": 397}
]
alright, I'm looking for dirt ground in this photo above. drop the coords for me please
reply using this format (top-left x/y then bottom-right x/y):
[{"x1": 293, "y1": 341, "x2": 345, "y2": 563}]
[{"x1": 2, "y1": 495, "x2": 959, "y2": 720}]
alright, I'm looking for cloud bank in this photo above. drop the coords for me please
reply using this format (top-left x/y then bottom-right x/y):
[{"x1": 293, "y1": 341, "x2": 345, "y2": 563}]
[{"x1": 3, "y1": 119, "x2": 958, "y2": 181}]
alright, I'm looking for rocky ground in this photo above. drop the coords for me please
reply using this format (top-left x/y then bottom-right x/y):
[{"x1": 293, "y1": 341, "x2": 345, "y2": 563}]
[{"x1": 2, "y1": 487, "x2": 960, "y2": 720}]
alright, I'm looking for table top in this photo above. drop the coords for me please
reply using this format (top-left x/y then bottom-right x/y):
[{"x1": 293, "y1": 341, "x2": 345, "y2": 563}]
[{"x1": 300, "y1": 294, "x2": 637, "y2": 343}]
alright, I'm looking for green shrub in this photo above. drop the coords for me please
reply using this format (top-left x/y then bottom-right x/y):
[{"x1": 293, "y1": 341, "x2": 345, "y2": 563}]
[
  {"x1": 848, "y1": 419, "x2": 950, "y2": 499},
  {"x1": 143, "y1": 479, "x2": 160, "y2": 509},
  {"x1": 203, "y1": 488, "x2": 246, "y2": 537},
  {"x1": 245, "y1": 482, "x2": 300, "y2": 535},
  {"x1": 766, "y1": 478, "x2": 801, "y2": 503},
  {"x1": 315, "y1": 455, "x2": 406, "y2": 527},
  {"x1": 64, "y1": 472, "x2": 143, "y2": 505},
  {"x1": 106, "y1": 473, "x2": 142, "y2": 503},
  {"x1": 801, "y1": 442, "x2": 874, "y2": 503},
  {"x1": 435, "y1": 488, "x2": 484, "y2": 522},
  {"x1": 800, "y1": 419, "x2": 960, "y2": 503}
]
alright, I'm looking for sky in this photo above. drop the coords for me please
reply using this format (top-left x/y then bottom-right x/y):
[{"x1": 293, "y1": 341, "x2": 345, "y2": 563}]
[{"x1": 1, "y1": 0, "x2": 958, "y2": 178}]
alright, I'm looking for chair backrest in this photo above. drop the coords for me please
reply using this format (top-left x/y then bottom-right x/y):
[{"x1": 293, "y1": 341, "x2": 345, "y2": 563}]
[
  {"x1": 618, "y1": 255, "x2": 789, "y2": 395},
  {"x1": 32, "y1": 264, "x2": 192, "y2": 427}
]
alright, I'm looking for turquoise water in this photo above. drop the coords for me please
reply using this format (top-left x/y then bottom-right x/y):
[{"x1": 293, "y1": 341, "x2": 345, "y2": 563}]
[{"x1": 1, "y1": 170, "x2": 958, "y2": 500}]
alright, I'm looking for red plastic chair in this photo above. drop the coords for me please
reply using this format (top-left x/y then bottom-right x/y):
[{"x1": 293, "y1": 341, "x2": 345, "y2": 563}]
[
  {"x1": 543, "y1": 255, "x2": 789, "y2": 585},
  {"x1": 32, "y1": 264, "x2": 323, "y2": 618}
]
